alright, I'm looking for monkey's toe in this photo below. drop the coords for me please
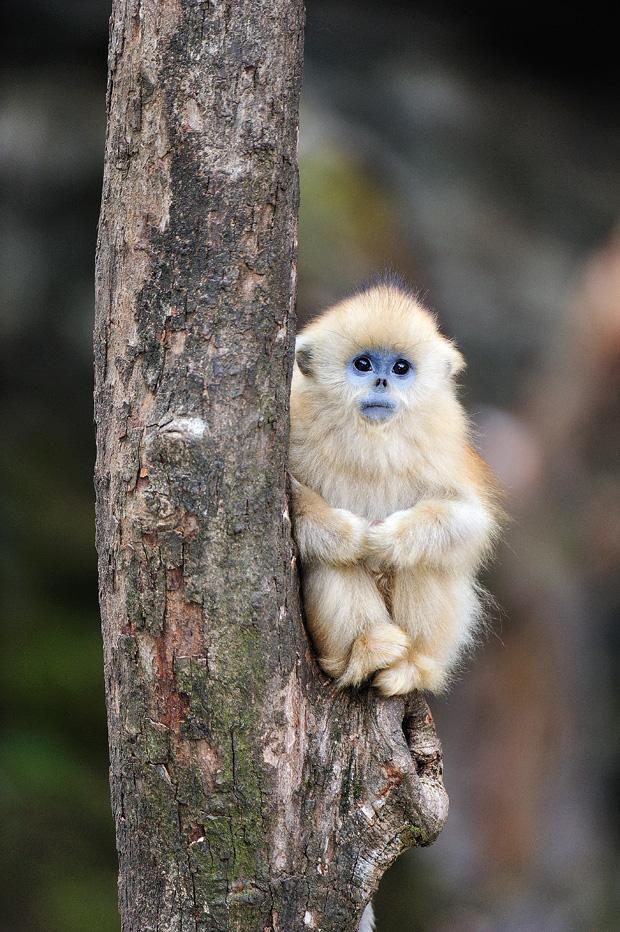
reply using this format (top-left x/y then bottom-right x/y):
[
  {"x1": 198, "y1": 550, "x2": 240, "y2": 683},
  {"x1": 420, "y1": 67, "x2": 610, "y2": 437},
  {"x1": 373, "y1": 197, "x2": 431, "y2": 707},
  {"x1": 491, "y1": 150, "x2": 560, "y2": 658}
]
[
  {"x1": 318, "y1": 655, "x2": 348, "y2": 679},
  {"x1": 373, "y1": 654, "x2": 447, "y2": 696},
  {"x1": 373, "y1": 661, "x2": 422, "y2": 697},
  {"x1": 414, "y1": 654, "x2": 448, "y2": 692},
  {"x1": 338, "y1": 623, "x2": 411, "y2": 688}
]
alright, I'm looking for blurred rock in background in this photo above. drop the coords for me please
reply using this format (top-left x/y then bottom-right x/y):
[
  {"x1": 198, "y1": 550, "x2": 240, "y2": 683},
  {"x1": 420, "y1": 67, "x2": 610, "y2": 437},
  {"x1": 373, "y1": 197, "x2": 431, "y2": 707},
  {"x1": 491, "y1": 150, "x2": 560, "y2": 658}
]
[{"x1": 1, "y1": 1, "x2": 619, "y2": 929}]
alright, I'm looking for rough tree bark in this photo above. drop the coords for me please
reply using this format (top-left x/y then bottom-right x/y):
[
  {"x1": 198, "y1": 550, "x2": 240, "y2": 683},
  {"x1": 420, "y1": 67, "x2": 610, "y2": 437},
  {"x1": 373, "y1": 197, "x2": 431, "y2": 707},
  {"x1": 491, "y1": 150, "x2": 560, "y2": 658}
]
[{"x1": 94, "y1": 1, "x2": 448, "y2": 930}]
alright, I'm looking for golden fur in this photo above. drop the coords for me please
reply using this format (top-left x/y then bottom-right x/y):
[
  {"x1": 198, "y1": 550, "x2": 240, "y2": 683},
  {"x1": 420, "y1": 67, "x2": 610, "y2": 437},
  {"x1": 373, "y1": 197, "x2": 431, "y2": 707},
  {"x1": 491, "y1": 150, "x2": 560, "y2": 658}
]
[{"x1": 289, "y1": 283, "x2": 500, "y2": 695}]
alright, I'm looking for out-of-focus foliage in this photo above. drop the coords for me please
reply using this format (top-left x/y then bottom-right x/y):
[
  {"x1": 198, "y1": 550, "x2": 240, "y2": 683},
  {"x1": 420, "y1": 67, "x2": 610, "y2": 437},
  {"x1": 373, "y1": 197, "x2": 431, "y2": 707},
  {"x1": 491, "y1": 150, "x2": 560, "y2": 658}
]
[
  {"x1": 1, "y1": 5, "x2": 116, "y2": 930},
  {"x1": 1, "y1": 1, "x2": 619, "y2": 930}
]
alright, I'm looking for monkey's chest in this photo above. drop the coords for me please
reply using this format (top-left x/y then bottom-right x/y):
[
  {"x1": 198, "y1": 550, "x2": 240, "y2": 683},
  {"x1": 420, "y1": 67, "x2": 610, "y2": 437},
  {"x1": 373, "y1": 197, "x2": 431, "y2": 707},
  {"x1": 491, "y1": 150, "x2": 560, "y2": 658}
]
[{"x1": 316, "y1": 472, "x2": 421, "y2": 521}]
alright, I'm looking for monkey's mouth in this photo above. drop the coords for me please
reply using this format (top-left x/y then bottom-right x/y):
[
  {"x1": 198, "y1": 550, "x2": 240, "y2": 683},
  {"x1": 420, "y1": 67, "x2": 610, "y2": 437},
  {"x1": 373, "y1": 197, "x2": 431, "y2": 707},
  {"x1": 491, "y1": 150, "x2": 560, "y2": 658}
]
[{"x1": 359, "y1": 400, "x2": 397, "y2": 421}]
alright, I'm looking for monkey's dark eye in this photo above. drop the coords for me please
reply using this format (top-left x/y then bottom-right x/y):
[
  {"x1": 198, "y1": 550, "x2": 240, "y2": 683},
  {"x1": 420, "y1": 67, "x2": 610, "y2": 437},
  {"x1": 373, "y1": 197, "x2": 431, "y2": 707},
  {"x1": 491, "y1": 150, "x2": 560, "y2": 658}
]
[
  {"x1": 392, "y1": 359, "x2": 411, "y2": 376},
  {"x1": 353, "y1": 356, "x2": 372, "y2": 372}
]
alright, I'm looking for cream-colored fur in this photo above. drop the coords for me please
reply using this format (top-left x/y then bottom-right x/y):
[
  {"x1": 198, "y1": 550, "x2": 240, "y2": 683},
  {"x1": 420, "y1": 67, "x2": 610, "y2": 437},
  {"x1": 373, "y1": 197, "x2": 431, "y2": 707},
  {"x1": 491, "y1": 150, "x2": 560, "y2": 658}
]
[{"x1": 289, "y1": 283, "x2": 500, "y2": 696}]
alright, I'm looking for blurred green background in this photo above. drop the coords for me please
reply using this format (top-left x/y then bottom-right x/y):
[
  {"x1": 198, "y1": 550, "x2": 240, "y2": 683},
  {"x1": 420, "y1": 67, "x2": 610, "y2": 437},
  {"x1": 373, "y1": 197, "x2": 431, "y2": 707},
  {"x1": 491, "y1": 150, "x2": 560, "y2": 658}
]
[{"x1": 2, "y1": 2, "x2": 619, "y2": 929}]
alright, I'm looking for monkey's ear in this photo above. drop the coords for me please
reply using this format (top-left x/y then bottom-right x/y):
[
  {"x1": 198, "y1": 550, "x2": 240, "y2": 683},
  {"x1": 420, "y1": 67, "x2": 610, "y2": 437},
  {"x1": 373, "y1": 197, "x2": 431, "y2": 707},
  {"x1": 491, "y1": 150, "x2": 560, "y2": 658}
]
[
  {"x1": 295, "y1": 339, "x2": 315, "y2": 377},
  {"x1": 444, "y1": 342, "x2": 466, "y2": 377}
]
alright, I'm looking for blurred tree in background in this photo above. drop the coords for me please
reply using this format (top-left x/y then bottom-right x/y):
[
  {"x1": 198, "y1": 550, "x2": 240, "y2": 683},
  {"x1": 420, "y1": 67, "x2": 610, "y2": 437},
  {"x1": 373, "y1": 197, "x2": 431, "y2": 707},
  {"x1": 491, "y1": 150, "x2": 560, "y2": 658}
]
[{"x1": 1, "y1": 1, "x2": 619, "y2": 930}]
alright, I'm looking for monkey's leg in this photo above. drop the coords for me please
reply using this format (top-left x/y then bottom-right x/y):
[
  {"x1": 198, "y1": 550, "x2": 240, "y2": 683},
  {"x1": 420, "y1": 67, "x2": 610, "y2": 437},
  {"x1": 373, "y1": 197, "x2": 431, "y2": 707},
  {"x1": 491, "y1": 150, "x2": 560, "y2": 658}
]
[
  {"x1": 373, "y1": 568, "x2": 480, "y2": 696},
  {"x1": 302, "y1": 563, "x2": 412, "y2": 687}
]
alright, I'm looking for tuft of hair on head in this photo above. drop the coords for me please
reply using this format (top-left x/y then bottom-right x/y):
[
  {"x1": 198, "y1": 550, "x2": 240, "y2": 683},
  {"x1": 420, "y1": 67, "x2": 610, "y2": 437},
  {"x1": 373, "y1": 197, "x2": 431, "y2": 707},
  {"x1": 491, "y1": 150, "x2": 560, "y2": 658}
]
[{"x1": 354, "y1": 268, "x2": 415, "y2": 300}]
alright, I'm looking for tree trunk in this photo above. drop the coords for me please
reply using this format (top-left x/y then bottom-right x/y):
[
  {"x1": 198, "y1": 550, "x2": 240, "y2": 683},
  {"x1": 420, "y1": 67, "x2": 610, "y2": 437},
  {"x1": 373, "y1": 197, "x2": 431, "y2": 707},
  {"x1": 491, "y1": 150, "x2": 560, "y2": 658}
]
[{"x1": 94, "y1": 1, "x2": 448, "y2": 930}]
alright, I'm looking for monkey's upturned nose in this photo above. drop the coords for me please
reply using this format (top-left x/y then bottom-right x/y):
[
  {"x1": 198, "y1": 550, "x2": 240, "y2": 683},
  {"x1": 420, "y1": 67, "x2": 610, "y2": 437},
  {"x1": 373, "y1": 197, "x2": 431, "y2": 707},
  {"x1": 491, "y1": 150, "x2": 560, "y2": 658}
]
[{"x1": 375, "y1": 377, "x2": 388, "y2": 389}]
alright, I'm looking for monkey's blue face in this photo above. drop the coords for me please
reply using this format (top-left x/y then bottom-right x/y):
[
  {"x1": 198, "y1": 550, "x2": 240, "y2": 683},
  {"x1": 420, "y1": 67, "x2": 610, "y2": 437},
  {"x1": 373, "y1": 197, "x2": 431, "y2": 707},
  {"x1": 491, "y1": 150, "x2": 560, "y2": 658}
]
[{"x1": 346, "y1": 349, "x2": 416, "y2": 421}]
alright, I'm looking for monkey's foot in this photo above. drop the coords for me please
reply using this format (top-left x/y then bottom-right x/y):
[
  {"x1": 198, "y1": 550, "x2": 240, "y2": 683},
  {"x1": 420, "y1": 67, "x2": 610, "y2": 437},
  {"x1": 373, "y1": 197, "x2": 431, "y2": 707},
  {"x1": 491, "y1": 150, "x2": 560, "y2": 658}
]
[
  {"x1": 373, "y1": 654, "x2": 446, "y2": 696},
  {"x1": 319, "y1": 655, "x2": 348, "y2": 678},
  {"x1": 337, "y1": 623, "x2": 412, "y2": 688}
]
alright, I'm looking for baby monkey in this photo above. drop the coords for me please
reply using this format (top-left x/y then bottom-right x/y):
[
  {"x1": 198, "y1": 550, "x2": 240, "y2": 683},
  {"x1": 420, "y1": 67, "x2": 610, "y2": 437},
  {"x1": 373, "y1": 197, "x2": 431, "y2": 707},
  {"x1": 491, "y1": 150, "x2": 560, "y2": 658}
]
[{"x1": 289, "y1": 280, "x2": 500, "y2": 696}]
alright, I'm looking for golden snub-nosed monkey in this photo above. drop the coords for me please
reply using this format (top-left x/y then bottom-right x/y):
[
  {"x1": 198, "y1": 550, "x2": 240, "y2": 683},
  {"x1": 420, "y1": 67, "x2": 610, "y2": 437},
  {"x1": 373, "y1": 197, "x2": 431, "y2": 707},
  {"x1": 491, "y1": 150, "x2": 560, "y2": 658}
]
[{"x1": 289, "y1": 279, "x2": 500, "y2": 696}]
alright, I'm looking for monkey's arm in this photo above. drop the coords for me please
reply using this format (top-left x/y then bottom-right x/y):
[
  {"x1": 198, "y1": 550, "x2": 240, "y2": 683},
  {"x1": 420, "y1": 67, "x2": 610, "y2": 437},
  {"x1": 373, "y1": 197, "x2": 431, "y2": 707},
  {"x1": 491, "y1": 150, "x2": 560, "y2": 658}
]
[
  {"x1": 366, "y1": 494, "x2": 496, "y2": 572},
  {"x1": 290, "y1": 476, "x2": 368, "y2": 565}
]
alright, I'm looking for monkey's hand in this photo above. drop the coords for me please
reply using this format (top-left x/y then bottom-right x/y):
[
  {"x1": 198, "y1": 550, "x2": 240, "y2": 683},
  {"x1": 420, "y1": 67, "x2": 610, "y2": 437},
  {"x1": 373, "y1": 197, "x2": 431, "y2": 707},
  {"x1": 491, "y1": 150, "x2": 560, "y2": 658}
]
[
  {"x1": 289, "y1": 475, "x2": 369, "y2": 565},
  {"x1": 364, "y1": 517, "x2": 399, "y2": 572},
  {"x1": 365, "y1": 496, "x2": 495, "y2": 571}
]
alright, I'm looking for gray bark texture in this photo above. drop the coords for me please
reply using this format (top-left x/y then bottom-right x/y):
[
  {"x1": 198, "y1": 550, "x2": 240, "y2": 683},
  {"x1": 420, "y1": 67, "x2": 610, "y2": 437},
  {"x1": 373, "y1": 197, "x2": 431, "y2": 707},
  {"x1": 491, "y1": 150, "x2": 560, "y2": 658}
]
[{"x1": 94, "y1": 1, "x2": 448, "y2": 930}]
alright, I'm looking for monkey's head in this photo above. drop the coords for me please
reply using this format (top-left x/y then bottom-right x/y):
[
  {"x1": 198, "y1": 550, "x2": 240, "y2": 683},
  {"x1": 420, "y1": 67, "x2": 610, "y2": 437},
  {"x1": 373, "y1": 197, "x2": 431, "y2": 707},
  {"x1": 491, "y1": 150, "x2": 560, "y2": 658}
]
[{"x1": 293, "y1": 283, "x2": 465, "y2": 430}]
